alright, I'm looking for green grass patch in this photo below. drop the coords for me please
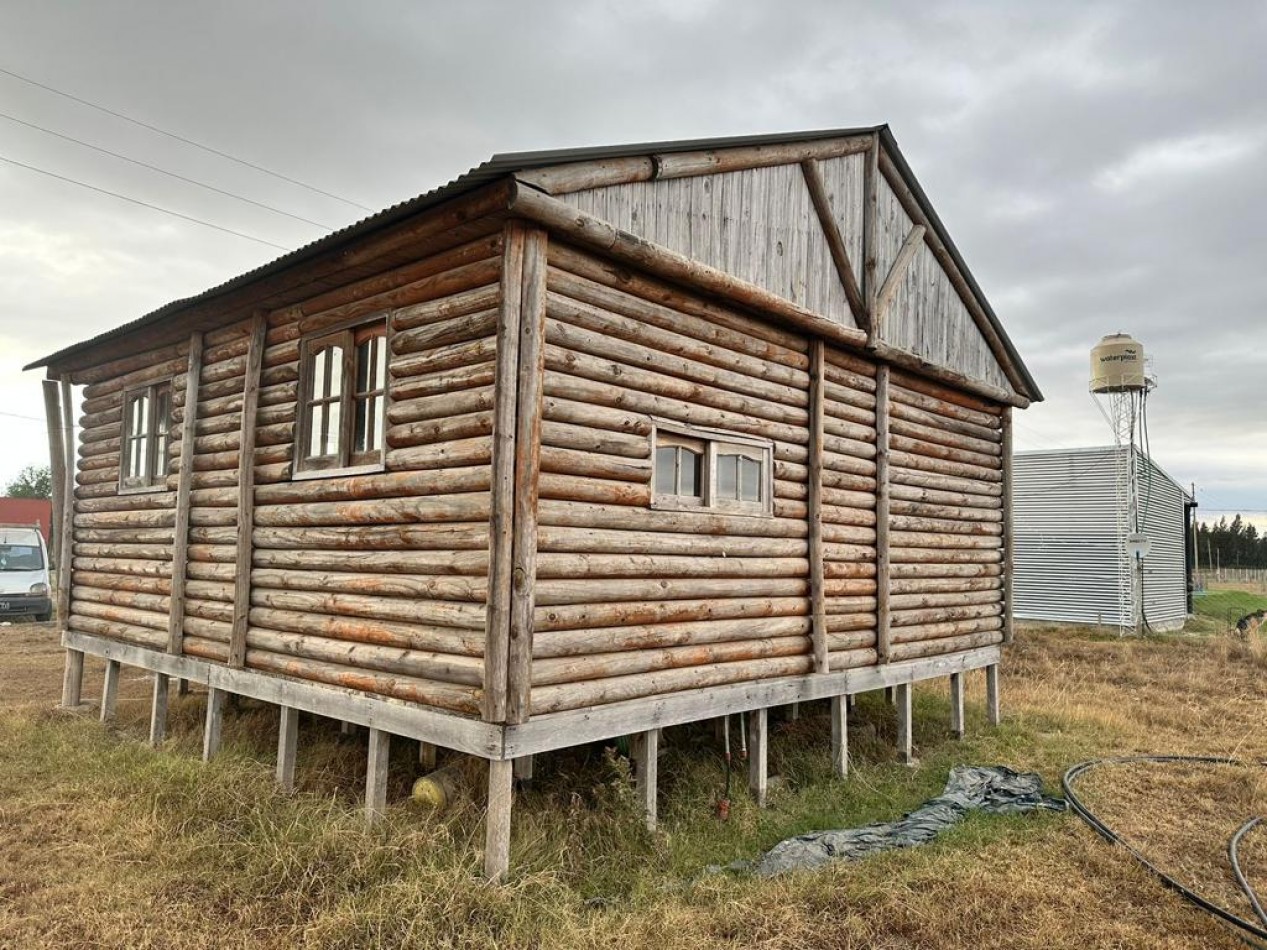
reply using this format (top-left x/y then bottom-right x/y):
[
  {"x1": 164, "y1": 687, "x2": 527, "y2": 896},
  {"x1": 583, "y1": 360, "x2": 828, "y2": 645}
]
[{"x1": 1192, "y1": 588, "x2": 1267, "y2": 625}]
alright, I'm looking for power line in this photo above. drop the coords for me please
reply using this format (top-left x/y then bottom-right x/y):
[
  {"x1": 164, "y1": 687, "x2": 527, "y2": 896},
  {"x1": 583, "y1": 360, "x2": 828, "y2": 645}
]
[
  {"x1": 0, "y1": 64, "x2": 374, "y2": 212},
  {"x1": 0, "y1": 108, "x2": 337, "y2": 231},
  {"x1": 0, "y1": 153, "x2": 292, "y2": 251}
]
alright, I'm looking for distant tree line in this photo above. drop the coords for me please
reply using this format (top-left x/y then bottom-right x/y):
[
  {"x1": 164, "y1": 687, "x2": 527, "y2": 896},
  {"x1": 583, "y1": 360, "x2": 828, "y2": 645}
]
[
  {"x1": 1195, "y1": 515, "x2": 1267, "y2": 569},
  {"x1": 5, "y1": 465, "x2": 51, "y2": 499}
]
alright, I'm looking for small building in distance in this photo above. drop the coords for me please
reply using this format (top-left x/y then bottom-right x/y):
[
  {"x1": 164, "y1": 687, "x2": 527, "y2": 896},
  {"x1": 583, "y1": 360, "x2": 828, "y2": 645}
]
[
  {"x1": 0, "y1": 497, "x2": 54, "y2": 544},
  {"x1": 1013, "y1": 446, "x2": 1194, "y2": 631}
]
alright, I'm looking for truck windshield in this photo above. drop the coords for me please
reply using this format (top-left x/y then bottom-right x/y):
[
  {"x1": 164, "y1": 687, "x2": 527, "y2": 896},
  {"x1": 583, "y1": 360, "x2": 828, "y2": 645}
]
[{"x1": 0, "y1": 544, "x2": 44, "y2": 571}]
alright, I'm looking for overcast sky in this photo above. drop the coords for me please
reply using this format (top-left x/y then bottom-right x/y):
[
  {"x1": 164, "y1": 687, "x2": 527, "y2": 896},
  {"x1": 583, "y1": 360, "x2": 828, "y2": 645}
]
[{"x1": 1, "y1": 0, "x2": 1263, "y2": 529}]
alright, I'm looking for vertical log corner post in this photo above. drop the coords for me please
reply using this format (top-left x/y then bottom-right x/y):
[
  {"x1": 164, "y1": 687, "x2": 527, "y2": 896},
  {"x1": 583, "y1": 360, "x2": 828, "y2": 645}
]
[
  {"x1": 808, "y1": 340, "x2": 828, "y2": 674},
  {"x1": 40, "y1": 379, "x2": 66, "y2": 606},
  {"x1": 229, "y1": 313, "x2": 268, "y2": 669},
  {"x1": 484, "y1": 221, "x2": 528, "y2": 724},
  {"x1": 56, "y1": 376, "x2": 83, "y2": 707},
  {"x1": 506, "y1": 228, "x2": 548, "y2": 725},
  {"x1": 874, "y1": 364, "x2": 892, "y2": 663},
  {"x1": 168, "y1": 331, "x2": 204, "y2": 655},
  {"x1": 1001, "y1": 406, "x2": 1015, "y2": 644}
]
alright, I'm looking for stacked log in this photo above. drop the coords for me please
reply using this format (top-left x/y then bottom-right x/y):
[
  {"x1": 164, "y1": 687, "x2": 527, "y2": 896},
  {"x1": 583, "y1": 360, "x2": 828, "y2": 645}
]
[
  {"x1": 819, "y1": 347, "x2": 880, "y2": 671},
  {"x1": 527, "y1": 245, "x2": 815, "y2": 715},
  {"x1": 886, "y1": 369, "x2": 1005, "y2": 657},
  {"x1": 69, "y1": 345, "x2": 189, "y2": 649},
  {"x1": 232, "y1": 235, "x2": 506, "y2": 714}
]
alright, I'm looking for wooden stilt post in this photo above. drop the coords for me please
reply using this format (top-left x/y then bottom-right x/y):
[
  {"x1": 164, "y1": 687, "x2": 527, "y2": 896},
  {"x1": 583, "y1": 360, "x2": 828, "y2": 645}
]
[
  {"x1": 177, "y1": 679, "x2": 190, "y2": 697},
  {"x1": 830, "y1": 695, "x2": 848, "y2": 778},
  {"x1": 949, "y1": 672, "x2": 965, "y2": 739},
  {"x1": 484, "y1": 759, "x2": 515, "y2": 881},
  {"x1": 896, "y1": 682, "x2": 913, "y2": 765},
  {"x1": 747, "y1": 707, "x2": 768, "y2": 808},
  {"x1": 365, "y1": 728, "x2": 390, "y2": 824},
  {"x1": 202, "y1": 688, "x2": 226, "y2": 762},
  {"x1": 631, "y1": 728, "x2": 659, "y2": 831},
  {"x1": 60, "y1": 650, "x2": 85, "y2": 708},
  {"x1": 986, "y1": 664, "x2": 1001, "y2": 726},
  {"x1": 789, "y1": 702, "x2": 801, "y2": 721},
  {"x1": 418, "y1": 741, "x2": 437, "y2": 771},
  {"x1": 99, "y1": 659, "x2": 120, "y2": 723},
  {"x1": 149, "y1": 674, "x2": 169, "y2": 747},
  {"x1": 513, "y1": 755, "x2": 534, "y2": 782},
  {"x1": 277, "y1": 706, "x2": 299, "y2": 793}
]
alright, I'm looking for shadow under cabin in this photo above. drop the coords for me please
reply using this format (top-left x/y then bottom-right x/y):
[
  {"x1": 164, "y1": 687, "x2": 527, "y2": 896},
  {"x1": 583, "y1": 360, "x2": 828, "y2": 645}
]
[{"x1": 28, "y1": 126, "x2": 1042, "y2": 879}]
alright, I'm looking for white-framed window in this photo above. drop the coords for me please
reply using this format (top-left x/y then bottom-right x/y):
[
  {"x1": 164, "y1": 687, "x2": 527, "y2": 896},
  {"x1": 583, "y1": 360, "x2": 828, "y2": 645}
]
[
  {"x1": 651, "y1": 421, "x2": 773, "y2": 516},
  {"x1": 294, "y1": 315, "x2": 389, "y2": 478},
  {"x1": 119, "y1": 381, "x2": 172, "y2": 493}
]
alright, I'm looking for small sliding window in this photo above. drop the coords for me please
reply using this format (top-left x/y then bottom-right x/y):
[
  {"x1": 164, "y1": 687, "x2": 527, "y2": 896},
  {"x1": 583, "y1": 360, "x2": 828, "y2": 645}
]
[{"x1": 295, "y1": 316, "x2": 389, "y2": 478}]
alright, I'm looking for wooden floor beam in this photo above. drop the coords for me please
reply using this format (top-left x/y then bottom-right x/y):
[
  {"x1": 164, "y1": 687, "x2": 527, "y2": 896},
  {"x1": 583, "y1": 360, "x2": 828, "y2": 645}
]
[
  {"x1": 149, "y1": 674, "x2": 169, "y2": 747},
  {"x1": 949, "y1": 671, "x2": 965, "y2": 739},
  {"x1": 202, "y1": 687, "x2": 226, "y2": 762},
  {"x1": 631, "y1": 728, "x2": 659, "y2": 831},
  {"x1": 986, "y1": 664, "x2": 1001, "y2": 726},
  {"x1": 896, "y1": 682, "x2": 913, "y2": 764},
  {"x1": 60, "y1": 649, "x2": 84, "y2": 708},
  {"x1": 747, "y1": 708, "x2": 768, "y2": 808},
  {"x1": 830, "y1": 695, "x2": 848, "y2": 777},
  {"x1": 365, "y1": 728, "x2": 390, "y2": 824},
  {"x1": 277, "y1": 705, "x2": 299, "y2": 792},
  {"x1": 484, "y1": 759, "x2": 515, "y2": 881},
  {"x1": 100, "y1": 659, "x2": 120, "y2": 722}
]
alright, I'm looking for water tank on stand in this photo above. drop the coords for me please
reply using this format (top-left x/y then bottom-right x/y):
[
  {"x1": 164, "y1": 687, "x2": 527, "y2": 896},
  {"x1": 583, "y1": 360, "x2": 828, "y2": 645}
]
[{"x1": 1090, "y1": 333, "x2": 1147, "y2": 393}]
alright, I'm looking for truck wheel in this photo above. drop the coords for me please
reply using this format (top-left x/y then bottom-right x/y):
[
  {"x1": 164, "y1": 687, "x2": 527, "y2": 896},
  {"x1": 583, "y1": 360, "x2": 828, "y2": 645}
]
[{"x1": 35, "y1": 611, "x2": 52, "y2": 622}]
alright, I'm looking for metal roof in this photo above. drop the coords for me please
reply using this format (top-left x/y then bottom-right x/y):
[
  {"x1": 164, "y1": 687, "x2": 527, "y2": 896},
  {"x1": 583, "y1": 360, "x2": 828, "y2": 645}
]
[{"x1": 24, "y1": 124, "x2": 1041, "y2": 400}]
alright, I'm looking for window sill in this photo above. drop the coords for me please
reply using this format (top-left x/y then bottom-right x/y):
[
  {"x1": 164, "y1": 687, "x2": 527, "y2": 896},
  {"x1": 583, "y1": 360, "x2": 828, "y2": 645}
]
[
  {"x1": 291, "y1": 462, "x2": 386, "y2": 482},
  {"x1": 117, "y1": 483, "x2": 168, "y2": 496}
]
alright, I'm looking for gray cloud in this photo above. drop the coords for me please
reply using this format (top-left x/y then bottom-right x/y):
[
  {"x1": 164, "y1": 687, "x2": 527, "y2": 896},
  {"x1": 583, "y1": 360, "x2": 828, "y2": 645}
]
[{"x1": 0, "y1": 0, "x2": 1262, "y2": 524}]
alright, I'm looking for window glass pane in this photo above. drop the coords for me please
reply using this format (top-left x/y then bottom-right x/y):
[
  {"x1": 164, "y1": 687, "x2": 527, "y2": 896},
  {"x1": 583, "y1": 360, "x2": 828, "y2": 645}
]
[
  {"x1": 679, "y1": 448, "x2": 701, "y2": 497},
  {"x1": 655, "y1": 446, "x2": 677, "y2": 495},
  {"x1": 308, "y1": 404, "x2": 324, "y2": 458},
  {"x1": 375, "y1": 336, "x2": 387, "y2": 391},
  {"x1": 739, "y1": 456, "x2": 761, "y2": 502},
  {"x1": 325, "y1": 400, "x2": 341, "y2": 456},
  {"x1": 716, "y1": 453, "x2": 738, "y2": 500},
  {"x1": 312, "y1": 348, "x2": 326, "y2": 399},
  {"x1": 356, "y1": 338, "x2": 373, "y2": 393},
  {"x1": 355, "y1": 393, "x2": 384, "y2": 454},
  {"x1": 328, "y1": 345, "x2": 344, "y2": 397}
]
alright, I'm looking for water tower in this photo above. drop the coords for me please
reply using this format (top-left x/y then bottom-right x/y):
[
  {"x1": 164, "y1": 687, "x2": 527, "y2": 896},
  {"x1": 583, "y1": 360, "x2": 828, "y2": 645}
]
[{"x1": 1089, "y1": 334, "x2": 1154, "y2": 634}]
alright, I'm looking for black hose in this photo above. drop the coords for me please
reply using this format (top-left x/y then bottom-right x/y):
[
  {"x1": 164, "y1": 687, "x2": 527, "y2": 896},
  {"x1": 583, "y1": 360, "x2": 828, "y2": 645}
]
[
  {"x1": 1231, "y1": 817, "x2": 1267, "y2": 929},
  {"x1": 1063, "y1": 755, "x2": 1267, "y2": 947}
]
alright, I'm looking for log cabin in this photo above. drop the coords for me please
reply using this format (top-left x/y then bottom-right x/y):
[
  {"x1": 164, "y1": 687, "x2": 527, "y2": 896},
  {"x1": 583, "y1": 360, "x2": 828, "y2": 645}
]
[{"x1": 28, "y1": 126, "x2": 1042, "y2": 878}]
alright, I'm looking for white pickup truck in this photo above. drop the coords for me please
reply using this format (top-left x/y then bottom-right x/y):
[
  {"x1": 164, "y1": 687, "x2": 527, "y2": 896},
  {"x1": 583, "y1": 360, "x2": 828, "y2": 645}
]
[{"x1": 0, "y1": 524, "x2": 52, "y2": 622}]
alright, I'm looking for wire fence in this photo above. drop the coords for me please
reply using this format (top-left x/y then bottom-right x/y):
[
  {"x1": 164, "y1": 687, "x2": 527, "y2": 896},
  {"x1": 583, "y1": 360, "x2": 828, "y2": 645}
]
[{"x1": 1196, "y1": 568, "x2": 1267, "y2": 592}]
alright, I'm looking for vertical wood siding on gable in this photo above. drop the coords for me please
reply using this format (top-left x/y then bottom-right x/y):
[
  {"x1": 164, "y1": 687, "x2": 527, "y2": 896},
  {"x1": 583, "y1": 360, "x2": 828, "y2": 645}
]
[
  {"x1": 560, "y1": 164, "x2": 857, "y2": 331},
  {"x1": 873, "y1": 176, "x2": 1013, "y2": 393}
]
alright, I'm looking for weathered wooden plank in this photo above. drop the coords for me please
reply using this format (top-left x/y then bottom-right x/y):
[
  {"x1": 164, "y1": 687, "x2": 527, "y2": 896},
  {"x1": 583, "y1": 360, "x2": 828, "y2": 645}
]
[
  {"x1": 365, "y1": 728, "x2": 390, "y2": 824},
  {"x1": 986, "y1": 663, "x2": 1000, "y2": 725},
  {"x1": 484, "y1": 758, "x2": 514, "y2": 880},
  {"x1": 149, "y1": 673, "x2": 169, "y2": 747},
  {"x1": 229, "y1": 315, "x2": 267, "y2": 668},
  {"x1": 100, "y1": 658, "x2": 120, "y2": 722},
  {"x1": 1001, "y1": 407, "x2": 1015, "y2": 644},
  {"x1": 631, "y1": 728, "x2": 659, "y2": 831},
  {"x1": 277, "y1": 705, "x2": 299, "y2": 792},
  {"x1": 830, "y1": 694, "x2": 848, "y2": 777},
  {"x1": 507, "y1": 228, "x2": 548, "y2": 724},
  {"x1": 949, "y1": 671, "x2": 965, "y2": 738},
  {"x1": 203, "y1": 686, "x2": 226, "y2": 761},
  {"x1": 169, "y1": 332, "x2": 202, "y2": 654},
  {"x1": 485, "y1": 222, "x2": 526, "y2": 723},
  {"x1": 875, "y1": 365, "x2": 892, "y2": 663},
  {"x1": 64, "y1": 628, "x2": 504, "y2": 757},
  {"x1": 808, "y1": 340, "x2": 828, "y2": 675},
  {"x1": 895, "y1": 681, "x2": 913, "y2": 764},
  {"x1": 801, "y1": 158, "x2": 867, "y2": 331},
  {"x1": 747, "y1": 707, "x2": 768, "y2": 808}
]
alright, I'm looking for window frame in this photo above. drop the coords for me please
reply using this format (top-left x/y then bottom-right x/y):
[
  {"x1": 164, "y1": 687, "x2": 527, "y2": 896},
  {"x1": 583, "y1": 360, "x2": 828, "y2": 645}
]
[
  {"x1": 650, "y1": 420, "x2": 774, "y2": 517},
  {"x1": 293, "y1": 313, "x2": 391, "y2": 480},
  {"x1": 118, "y1": 380, "x2": 173, "y2": 494}
]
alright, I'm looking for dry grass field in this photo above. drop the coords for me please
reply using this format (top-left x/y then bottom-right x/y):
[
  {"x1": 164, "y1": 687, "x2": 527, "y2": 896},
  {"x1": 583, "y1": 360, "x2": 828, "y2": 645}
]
[{"x1": 1, "y1": 598, "x2": 1265, "y2": 949}]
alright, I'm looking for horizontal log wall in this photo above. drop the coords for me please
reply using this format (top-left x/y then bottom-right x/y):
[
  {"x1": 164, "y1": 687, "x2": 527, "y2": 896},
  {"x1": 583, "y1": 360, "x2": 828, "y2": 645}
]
[
  {"x1": 70, "y1": 344, "x2": 189, "y2": 649},
  {"x1": 819, "y1": 347, "x2": 880, "y2": 670},
  {"x1": 885, "y1": 368, "x2": 1006, "y2": 657},
  {"x1": 527, "y1": 244, "x2": 824, "y2": 715}
]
